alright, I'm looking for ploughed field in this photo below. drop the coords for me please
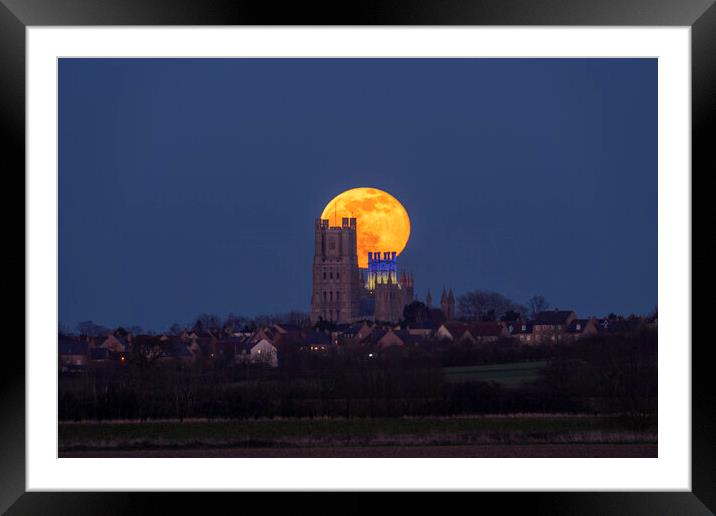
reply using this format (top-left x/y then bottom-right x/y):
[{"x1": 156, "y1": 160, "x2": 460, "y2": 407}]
[
  {"x1": 61, "y1": 443, "x2": 657, "y2": 458},
  {"x1": 59, "y1": 414, "x2": 656, "y2": 458}
]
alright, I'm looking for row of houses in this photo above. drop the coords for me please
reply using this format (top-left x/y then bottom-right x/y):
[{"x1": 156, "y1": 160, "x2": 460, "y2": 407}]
[{"x1": 59, "y1": 311, "x2": 655, "y2": 372}]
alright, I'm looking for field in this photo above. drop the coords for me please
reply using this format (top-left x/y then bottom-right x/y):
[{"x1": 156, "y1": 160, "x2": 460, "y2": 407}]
[
  {"x1": 59, "y1": 414, "x2": 656, "y2": 457},
  {"x1": 441, "y1": 361, "x2": 547, "y2": 387},
  {"x1": 62, "y1": 443, "x2": 658, "y2": 458}
]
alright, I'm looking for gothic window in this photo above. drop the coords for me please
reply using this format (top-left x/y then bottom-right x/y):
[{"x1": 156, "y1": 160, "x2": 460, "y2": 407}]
[
  {"x1": 336, "y1": 272, "x2": 340, "y2": 279},
  {"x1": 323, "y1": 291, "x2": 327, "y2": 302},
  {"x1": 329, "y1": 238, "x2": 336, "y2": 250},
  {"x1": 329, "y1": 292, "x2": 333, "y2": 301},
  {"x1": 330, "y1": 272, "x2": 333, "y2": 279},
  {"x1": 336, "y1": 291, "x2": 340, "y2": 301},
  {"x1": 323, "y1": 272, "x2": 326, "y2": 280}
]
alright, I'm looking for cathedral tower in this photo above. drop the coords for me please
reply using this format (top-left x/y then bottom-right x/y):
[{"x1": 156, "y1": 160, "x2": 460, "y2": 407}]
[
  {"x1": 310, "y1": 218, "x2": 361, "y2": 324},
  {"x1": 440, "y1": 287, "x2": 455, "y2": 320}
]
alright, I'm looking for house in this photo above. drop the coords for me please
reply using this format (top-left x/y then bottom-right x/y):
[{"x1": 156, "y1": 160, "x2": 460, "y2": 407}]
[
  {"x1": 407, "y1": 321, "x2": 437, "y2": 338},
  {"x1": 247, "y1": 327, "x2": 276, "y2": 346},
  {"x1": 273, "y1": 323, "x2": 303, "y2": 334},
  {"x1": 595, "y1": 317, "x2": 643, "y2": 335},
  {"x1": 355, "y1": 321, "x2": 375, "y2": 342},
  {"x1": 533, "y1": 310, "x2": 577, "y2": 343},
  {"x1": 132, "y1": 335, "x2": 163, "y2": 359},
  {"x1": 506, "y1": 321, "x2": 536, "y2": 344},
  {"x1": 235, "y1": 338, "x2": 278, "y2": 367},
  {"x1": 469, "y1": 322, "x2": 511, "y2": 343},
  {"x1": 100, "y1": 333, "x2": 130, "y2": 353},
  {"x1": 436, "y1": 323, "x2": 471, "y2": 342},
  {"x1": 251, "y1": 339, "x2": 278, "y2": 367},
  {"x1": 333, "y1": 322, "x2": 364, "y2": 343},
  {"x1": 89, "y1": 347, "x2": 111, "y2": 362},
  {"x1": 375, "y1": 328, "x2": 406, "y2": 348},
  {"x1": 301, "y1": 331, "x2": 333, "y2": 353},
  {"x1": 58, "y1": 335, "x2": 88, "y2": 373},
  {"x1": 158, "y1": 338, "x2": 194, "y2": 362},
  {"x1": 216, "y1": 336, "x2": 242, "y2": 361},
  {"x1": 566, "y1": 318, "x2": 599, "y2": 340}
]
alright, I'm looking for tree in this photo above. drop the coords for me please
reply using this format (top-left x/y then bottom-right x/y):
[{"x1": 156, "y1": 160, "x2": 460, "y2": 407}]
[
  {"x1": 527, "y1": 295, "x2": 549, "y2": 318},
  {"x1": 76, "y1": 320, "x2": 109, "y2": 337},
  {"x1": 223, "y1": 313, "x2": 247, "y2": 334},
  {"x1": 284, "y1": 311, "x2": 310, "y2": 328},
  {"x1": 428, "y1": 308, "x2": 446, "y2": 327},
  {"x1": 457, "y1": 290, "x2": 522, "y2": 321},
  {"x1": 313, "y1": 317, "x2": 334, "y2": 332},
  {"x1": 403, "y1": 301, "x2": 429, "y2": 327},
  {"x1": 169, "y1": 323, "x2": 185, "y2": 335},
  {"x1": 192, "y1": 313, "x2": 221, "y2": 334},
  {"x1": 501, "y1": 309, "x2": 522, "y2": 322}
]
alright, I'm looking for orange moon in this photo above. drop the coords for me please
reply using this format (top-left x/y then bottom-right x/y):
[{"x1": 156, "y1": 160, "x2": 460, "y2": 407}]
[{"x1": 321, "y1": 187, "x2": 411, "y2": 268}]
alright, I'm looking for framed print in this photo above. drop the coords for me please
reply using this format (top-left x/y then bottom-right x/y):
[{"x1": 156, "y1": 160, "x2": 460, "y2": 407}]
[{"x1": 3, "y1": 0, "x2": 711, "y2": 513}]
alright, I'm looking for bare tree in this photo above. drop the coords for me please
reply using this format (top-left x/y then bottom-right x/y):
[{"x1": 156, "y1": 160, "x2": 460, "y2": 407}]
[
  {"x1": 457, "y1": 290, "x2": 523, "y2": 321},
  {"x1": 76, "y1": 320, "x2": 109, "y2": 337},
  {"x1": 192, "y1": 313, "x2": 222, "y2": 334},
  {"x1": 528, "y1": 295, "x2": 550, "y2": 319},
  {"x1": 169, "y1": 323, "x2": 185, "y2": 335}
]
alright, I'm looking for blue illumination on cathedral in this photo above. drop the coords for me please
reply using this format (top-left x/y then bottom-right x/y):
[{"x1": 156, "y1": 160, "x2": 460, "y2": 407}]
[{"x1": 366, "y1": 251, "x2": 398, "y2": 291}]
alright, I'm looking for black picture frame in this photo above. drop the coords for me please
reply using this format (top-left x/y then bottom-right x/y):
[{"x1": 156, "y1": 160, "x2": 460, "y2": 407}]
[{"x1": 3, "y1": 0, "x2": 710, "y2": 513}]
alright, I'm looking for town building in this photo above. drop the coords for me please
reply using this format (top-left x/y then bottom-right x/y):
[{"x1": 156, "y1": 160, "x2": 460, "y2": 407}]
[{"x1": 533, "y1": 310, "x2": 577, "y2": 343}]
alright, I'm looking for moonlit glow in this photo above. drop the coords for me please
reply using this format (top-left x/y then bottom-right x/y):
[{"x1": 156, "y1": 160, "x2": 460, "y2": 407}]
[{"x1": 321, "y1": 187, "x2": 411, "y2": 268}]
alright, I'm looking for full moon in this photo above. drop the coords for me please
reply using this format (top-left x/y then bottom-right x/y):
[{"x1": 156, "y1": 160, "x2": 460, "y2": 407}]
[{"x1": 321, "y1": 187, "x2": 411, "y2": 268}]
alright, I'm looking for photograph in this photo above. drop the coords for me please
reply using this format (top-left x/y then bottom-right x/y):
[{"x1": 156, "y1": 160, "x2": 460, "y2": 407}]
[{"x1": 56, "y1": 57, "x2": 659, "y2": 459}]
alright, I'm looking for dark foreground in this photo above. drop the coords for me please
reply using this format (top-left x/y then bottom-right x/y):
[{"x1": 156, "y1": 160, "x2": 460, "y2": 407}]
[
  {"x1": 59, "y1": 415, "x2": 657, "y2": 458},
  {"x1": 61, "y1": 443, "x2": 657, "y2": 458}
]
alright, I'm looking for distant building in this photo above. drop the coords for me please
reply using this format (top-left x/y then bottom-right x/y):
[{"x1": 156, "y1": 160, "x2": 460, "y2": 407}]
[
  {"x1": 469, "y1": 322, "x2": 511, "y2": 343},
  {"x1": 566, "y1": 318, "x2": 599, "y2": 340},
  {"x1": 368, "y1": 251, "x2": 414, "y2": 323},
  {"x1": 310, "y1": 218, "x2": 362, "y2": 324},
  {"x1": 310, "y1": 217, "x2": 415, "y2": 325},
  {"x1": 440, "y1": 288, "x2": 455, "y2": 320},
  {"x1": 507, "y1": 321, "x2": 536, "y2": 344},
  {"x1": 100, "y1": 334, "x2": 130, "y2": 353},
  {"x1": 436, "y1": 322, "x2": 470, "y2": 342},
  {"x1": 235, "y1": 338, "x2": 278, "y2": 368},
  {"x1": 59, "y1": 335, "x2": 88, "y2": 373},
  {"x1": 533, "y1": 310, "x2": 577, "y2": 343}
]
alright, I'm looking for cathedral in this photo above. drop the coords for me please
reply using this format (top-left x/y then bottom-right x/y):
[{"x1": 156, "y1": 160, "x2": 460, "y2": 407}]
[
  {"x1": 310, "y1": 218, "x2": 362, "y2": 324},
  {"x1": 310, "y1": 218, "x2": 416, "y2": 324}
]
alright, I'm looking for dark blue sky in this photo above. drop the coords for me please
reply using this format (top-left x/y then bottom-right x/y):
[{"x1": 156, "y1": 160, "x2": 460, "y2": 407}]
[{"x1": 59, "y1": 58, "x2": 657, "y2": 331}]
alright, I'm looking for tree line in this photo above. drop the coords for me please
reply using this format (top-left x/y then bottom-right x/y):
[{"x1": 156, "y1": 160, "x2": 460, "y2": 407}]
[{"x1": 59, "y1": 327, "x2": 657, "y2": 423}]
